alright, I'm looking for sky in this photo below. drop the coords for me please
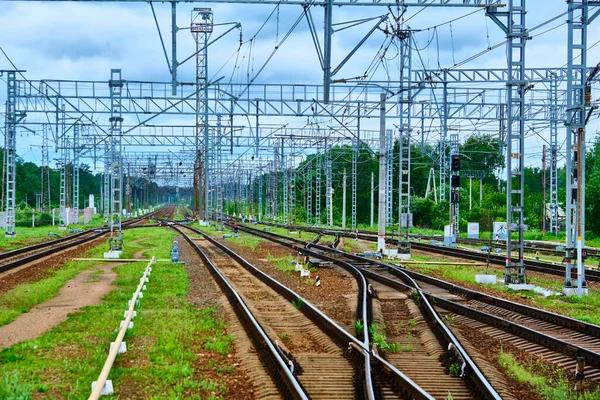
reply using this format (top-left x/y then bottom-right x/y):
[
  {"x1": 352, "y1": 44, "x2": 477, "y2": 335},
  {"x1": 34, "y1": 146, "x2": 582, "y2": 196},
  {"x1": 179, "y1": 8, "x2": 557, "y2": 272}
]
[{"x1": 1, "y1": 0, "x2": 600, "y2": 179}]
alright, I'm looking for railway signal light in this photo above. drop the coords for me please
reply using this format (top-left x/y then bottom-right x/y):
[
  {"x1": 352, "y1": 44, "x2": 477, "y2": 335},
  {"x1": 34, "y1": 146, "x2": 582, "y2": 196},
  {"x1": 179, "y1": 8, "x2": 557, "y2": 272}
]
[
  {"x1": 451, "y1": 155, "x2": 461, "y2": 171},
  {"x1": 451, "y1": 175, "x2": 460, "y2": 188}
]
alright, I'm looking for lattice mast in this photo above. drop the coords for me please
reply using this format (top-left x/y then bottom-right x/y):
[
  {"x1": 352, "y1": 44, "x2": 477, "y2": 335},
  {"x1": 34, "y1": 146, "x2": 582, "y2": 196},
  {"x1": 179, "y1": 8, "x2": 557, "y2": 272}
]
[
  {"x1": 109, "y1": 69, "x2": 124, "y2": 251},
  {"x1": 397, "y1": 27, "x2": 412, "y2": 254},
  {"x1": 3, "y1": 70, "x2": 21, "y2": 237},
  {"x1": 505, "y1": 0, "x2": 527, "y2": 284},
  {"x1": 103, "y1": 142, "x2": 110, "y2": 222},
  {"x1": 191, "y1": 8, "x2": 213, "y2": 221},
  {"x1": 41, "y1": 124, "x2": 51, "y2": 213},
  {"x1": 564, "y1": 0, "x2": 590, "y2": 295},
  {"x1": 72, "y1": 124, "x2": 80, "y2": 223},
  {"x1": 549, "y1": 73, "x2": 559, "y2": 235}
]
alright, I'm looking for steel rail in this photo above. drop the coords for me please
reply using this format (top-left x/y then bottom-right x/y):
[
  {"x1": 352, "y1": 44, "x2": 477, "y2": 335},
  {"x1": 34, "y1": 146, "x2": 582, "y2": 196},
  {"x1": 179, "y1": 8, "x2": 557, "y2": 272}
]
[
  {"x1": 172, "y1": 225, "x2": 309, "y2": 399},
  {"x1": 279, "y1": 224, "x2": 600, "y2": 282},
  {"x1": 183, "y1": 224, "x2": 381, "y2": 400},
  {"x1": 247, "y1": 220, "x2": 600, "y2": 380},
  {"x1": 230, "y1": 222, "x2": 498, "y2": 399},
  {"x1": 0, "y1": 209, "x2": 162, "y2": 274}
]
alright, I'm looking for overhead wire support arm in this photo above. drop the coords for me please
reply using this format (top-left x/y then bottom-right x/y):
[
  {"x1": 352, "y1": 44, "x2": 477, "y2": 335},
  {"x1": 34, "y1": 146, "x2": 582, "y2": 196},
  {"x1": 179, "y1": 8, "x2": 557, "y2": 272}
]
[
  {"x1": 304, "y1": 6, "x2": 325, "y2": 70},
  {"x1": 331, "y1": 14, "x2": 388, "y2": 77},
  {"x1": 150, "y1": 2, "x2": 172, "y2": 75},
  {"x1": 171, "y1": 1, "x2": 178, "y2": 96}
]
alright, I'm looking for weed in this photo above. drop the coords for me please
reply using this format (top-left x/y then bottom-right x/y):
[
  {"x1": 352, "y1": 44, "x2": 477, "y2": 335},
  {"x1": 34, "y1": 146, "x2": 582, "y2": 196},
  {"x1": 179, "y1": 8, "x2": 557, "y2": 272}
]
[
  {"x1": 369, "y1": 324, "x2": 400, "y2": 353},
  {"x1": 291, "y1": 298, "x2": 304, "y2": 310},
  {"x1": 442, "y1": 314, "x2": 456, "y2": 324},
  {"x1": 399, "y1": 344, "x2": 413, "y2": 352},
  {"x1": 497, "y1": 348, "x2": 600, "y2": 399},
  {"x1": 266, "y1": 253, "x2": 297, "y2": 273},
  {"x1": 413, "y1": 292, "x2": 422, "y2": 305},
  {"x1": 215, "y1": 365, "x2": 235, "y2": 374},
  {"x1": 449, "y1": 364, "x2": 462, "y2": 377},
  {"x1": 279, "y1": 332, "x2": 291, "y2": 341},
  {"x1": 355, "y1": 319, "x2": 364, "y2": 336},
  {"x1": 0, "y1": 227, "x2": 238, "y2": 398},
  {"x1": 408, "y1": 319, "x2": 417, "y2": 327},
  {"x1": 0, "y1": 371, "x2": 32, "y2": 399},
  {"x1": 205, "y1": 334, "x2": 233, "y2": 356}
]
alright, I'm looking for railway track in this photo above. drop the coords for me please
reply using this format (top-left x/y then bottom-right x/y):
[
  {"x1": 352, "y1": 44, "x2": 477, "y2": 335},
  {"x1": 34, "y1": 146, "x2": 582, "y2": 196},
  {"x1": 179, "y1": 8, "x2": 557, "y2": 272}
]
[
  {"x1": 297, "y1": 224, "x2": 600, "y2": 259},
  {"x1": 177, "y1": 224, "x2": 369, "y2": 398},
  {"x1": 172, "y1": 224, "x2": 308, "y2": 399},
  {"x1": 177, "y1": 224, "x2": 451, "y2": 399},
  {"x1": 257, "y1": 222, "x2": 600, "y2": 283},
  {"x1": 0, "y1": 208, "x2": 163, "y2": 275},
  {"x1": 233, "y1": 222, "x2": 600, "y2": 390},
  {"x1": 226, "y1": 222, "x2": 503, "y2": 399}
]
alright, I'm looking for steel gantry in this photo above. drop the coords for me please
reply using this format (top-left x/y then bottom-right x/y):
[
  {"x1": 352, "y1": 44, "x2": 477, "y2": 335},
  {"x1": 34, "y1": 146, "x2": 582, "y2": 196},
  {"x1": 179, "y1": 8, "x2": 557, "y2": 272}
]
[
  {"x1": 103, "y1": 142, "x2": 110, "y2": 222},
  {"x1": 109, "y1": 69, "x2": 124, "y2": 252},
  {"x1": 7, "y1": 0, "x2": 600, "y2": 258},
  {"x1": 549, "y1": 73, "x2": 559, "y2": 236},
  {"x1": 449, "y1": 132, "x2": 460, "y2": 248},
  {"x1": 398, "y1": 128, "x2": 411, "y2": 255},
  {"x1": 3, "y1": 70, "x2": 24, "y2": 237},
  {"x1": 191, "y1": 7, "x2": 213, "y2": 221},
  {"x1": 488, "y1": 0, "x2": 528, "y2": 284},
  {"x1": 59, "y1": 120, "x2": 70, "y2": 227},
  {"x1": 385, "y1": 129, "x2": 394, "y2": 227},
  {"x1": 41, "y1": 124, "x2": 51, "y2": 213},
  {"x1": 563, "y1": 0, "x2": 599, "y2": 296},
  {"x1": 397, "y1": 25, "x2": 412, "y2": 255},
  {"x1": 72, "y1": 123, "x2": 80, "y2": 223}
]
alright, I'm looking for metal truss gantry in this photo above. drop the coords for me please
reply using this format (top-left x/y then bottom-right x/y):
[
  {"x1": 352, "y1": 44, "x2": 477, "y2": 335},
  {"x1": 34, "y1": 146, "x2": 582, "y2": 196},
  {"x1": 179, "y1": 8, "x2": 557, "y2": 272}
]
[
  {"x1": 489, "y1": 0, "x2": 528, "y2": 284},
  {"x1": 449, "y1": 132, "x2": 459, "y2": 247},
  {"x1": 72, "y1": 123, "x2": 80, "y2": 223},
  {"x1": 397, "y1": 27, "x2": 412, "y2": 254},
  {"x1": 564, "y1": 0, "x2": 596, "y2": 296},
  {"x1": 7, "y1": 0, "x2": 600, "y2": 250},
  {"x1": 109, "y1": 69, "x2": 124, "y2": 251},
  {"x1": 3, "y1": 70, "x2": 23, "y2": 237},
  {"x1": 191, "y1": 7, "x2": 213, "y2": 221}
]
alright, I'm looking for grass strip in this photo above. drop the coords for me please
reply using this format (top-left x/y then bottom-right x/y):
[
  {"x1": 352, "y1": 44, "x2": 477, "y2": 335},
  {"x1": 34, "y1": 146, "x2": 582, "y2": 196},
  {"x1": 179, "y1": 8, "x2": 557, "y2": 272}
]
[
  {"x1": 498, "y1": 350, "x2": 600, "y2": 399},
  {"x1": 0, "y1": 227, "x2": 237, "y2": 399}
]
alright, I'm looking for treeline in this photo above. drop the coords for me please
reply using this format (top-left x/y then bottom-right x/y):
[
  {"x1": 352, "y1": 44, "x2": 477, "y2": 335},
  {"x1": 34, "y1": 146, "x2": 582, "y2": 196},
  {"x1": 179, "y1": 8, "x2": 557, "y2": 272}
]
[
  {"x1": 241, "y1": 133, "x2": 600, "y2": 236},
  {"x1": 0, "y1": 150, "x2": 162, "y2": 214}
]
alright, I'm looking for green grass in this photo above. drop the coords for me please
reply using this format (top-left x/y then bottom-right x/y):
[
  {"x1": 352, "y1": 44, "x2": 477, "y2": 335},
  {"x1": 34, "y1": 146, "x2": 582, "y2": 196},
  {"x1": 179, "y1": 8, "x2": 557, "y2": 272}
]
[
  {"x1": 226, "y1": 235, "x2": 263, "y2": 250},
  {"x1": 0, "y1": 214, "x2": 107, "y2": 251},
  {"x1": 0, "y1": 226, "x2": 238, "y2": 399},
  {"x1": 0, "y1": 227, "x2": 179, "y2": 328},
  {"x1": 405, "y1": 259, "x2": 600, "y2": 325},
  {"x1": 369, "y1": 324, "x2": 400, "y2": 353},
  {"x1": 266, "y1": 253, "x2": 297, "y2": 273},
  {"x1": 498, "y1": 350, "x2": 600, "y2": 399}
]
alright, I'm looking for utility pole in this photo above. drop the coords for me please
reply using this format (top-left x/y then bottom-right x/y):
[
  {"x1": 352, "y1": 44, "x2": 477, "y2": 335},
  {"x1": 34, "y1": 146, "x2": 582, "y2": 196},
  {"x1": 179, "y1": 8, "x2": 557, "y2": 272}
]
[
  {"x1": 564, "y1": 0, "x2": 592, "y2": 296},
  {"x1": 191, "y1": 7, "x2": 213, "y2": 222},
  {"x1": 2, "y1": 70, "x2": 24, "y2": 237},
  {"x1": 108, "y1": 69, "x2": 124, "y2": 254},
  {"x1": 370, "y1": 172, "x2": 374, "y2": 227},
  {"x1": 342, "y1": 168, "x2": 347, "y2": 229},
  {"x1": 377, "y1": 92, "x2": 386, "y2": 252},
  {"x1": 542, "y1": 145, "x2": 546, "y2": 235},
  {"x1": 488, "y1": 0, "x2": 528, "y2": 284},
  {"x1": 449, "y1": 133, "x2": 460, "y2": 247}
]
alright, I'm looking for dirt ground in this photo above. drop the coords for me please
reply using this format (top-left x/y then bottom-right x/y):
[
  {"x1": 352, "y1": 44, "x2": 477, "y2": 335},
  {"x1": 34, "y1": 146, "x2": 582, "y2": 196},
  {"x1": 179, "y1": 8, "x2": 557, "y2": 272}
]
[
  {"x1": 0, "y1": 236, "x2": 107, "y2": 296},
  {"x1": 223, "y1": 238, "x2": 358, "y2": 333},
  {"x1": 0, "y1": 262, "x2": 120, "y2": 349}
]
